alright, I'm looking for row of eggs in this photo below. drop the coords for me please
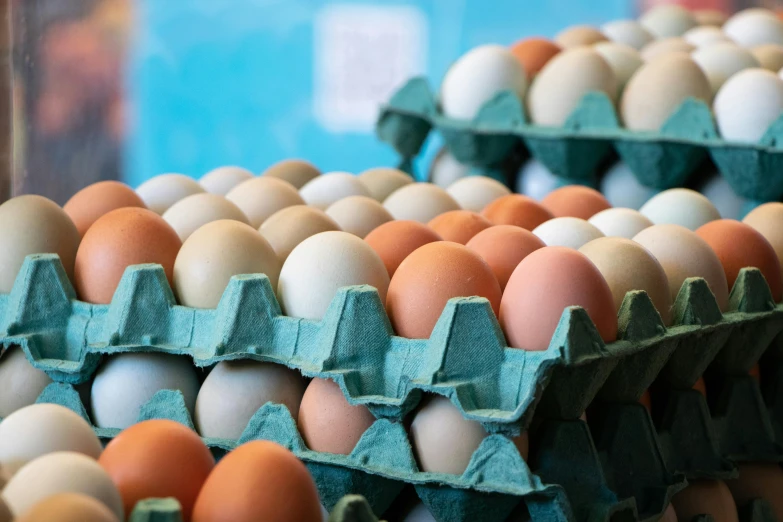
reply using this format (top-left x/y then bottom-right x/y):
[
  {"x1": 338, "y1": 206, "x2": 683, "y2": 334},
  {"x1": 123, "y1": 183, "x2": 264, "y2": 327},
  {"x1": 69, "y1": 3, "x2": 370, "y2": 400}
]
[{"x1": 442, "y1": 6, "x2": 783, "y2": 143}]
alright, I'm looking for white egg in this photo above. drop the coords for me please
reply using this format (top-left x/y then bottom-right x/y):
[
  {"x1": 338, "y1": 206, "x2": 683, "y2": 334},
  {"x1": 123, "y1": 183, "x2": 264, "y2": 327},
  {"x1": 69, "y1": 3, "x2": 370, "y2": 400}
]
[
  {"x1": 588, "y1": 208, "x2": 653, "y2": 239},
  {"x1": 683, "y1": 26, "x2": 733, "y2": 48},
  {"x1": 383, "y1": 183, "x2": 461, "y2": 223},
  {"x1": 515, "y1": 159, "x2": 560, "y2": 201},
  {"x1": 162, "y1": 193, "x2": 250, "y2": 242},
  {"x1": 641, "y1": 37, "x2": 695, "y2": 62},
  {"x1": 298, "y1": 172, "x2": 370, "y2": 210},
  {"x1": 135, "y1": 174, "x2": 205, "y2": 215},
  {"x1": 430, "y1": 149, "x2": 470, "y2": 188},
  {"x1": 699, "y1": 175, "x2": 749, "y2": 220},
  {"x1": 752, "y1": 44, "x2": 783, "y2": 71},
  {"x1": 321, "y1": 504, "x2": 329, "y2": 522},
  {"x1": 594, "y1": 42, "x2": 643, "y2": 96},
  {"x1": 640, "y1": 4, "x2": 698, "y2": 39},
  {"x1": 357, "y1": 167, "x2": 413, "y2": 201},
  {"x1": 199, "y1": 166, "x2": 254, "y2": 196},
  {"x1": 692, "y1": 43, "x2": 760, "y2": 94},
  {"x1": 325, "y1": 196, "x2": 393, "y2": 238},
  {"x1": 446, "y1": 176, "x2": 511, "y2": 212},
  {"x1": 0, "y1": 348, "x2": 52, "y2": 418},
  {"x1": 226, "y1": 176, "x2": 305, "y2": 228},
  {"x1": 639, "y1": 188, "x2": 721, "y2": 230},
  {"x1": 532, "y1": 217, "x2": 605, "y2": 249},
  {"x1": 714, "y1": 68, "x2": 783, "y2": 143},
  {"x1": 601, "y1": 19, "x2": 654, "y2": 50},
  {"x1": 90, "y1": 353, "x2": 200, "y2": 429},
  {"x1": 723, "y1": 8, "x2": 783, "y2": 48},
  {"x1": 440, "y1": 45, "x2": 528, "y2": 120},
  {"x1": 402, "y1": 502, "x2": 437, "y2": 522},
  {"x1": 600, "y1": 162, "x2": 660, "y2": 210}
]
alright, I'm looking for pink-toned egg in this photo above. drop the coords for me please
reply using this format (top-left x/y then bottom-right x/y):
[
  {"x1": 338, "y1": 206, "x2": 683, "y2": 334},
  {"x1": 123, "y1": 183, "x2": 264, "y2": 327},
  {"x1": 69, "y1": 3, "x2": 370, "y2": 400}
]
[{"x1": 466, "y1": 225, "x2": 546, "y2": 290}]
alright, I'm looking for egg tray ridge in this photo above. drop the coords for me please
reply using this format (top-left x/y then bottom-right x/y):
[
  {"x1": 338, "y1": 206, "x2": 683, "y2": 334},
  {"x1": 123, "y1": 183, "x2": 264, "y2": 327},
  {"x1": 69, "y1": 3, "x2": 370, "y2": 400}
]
[{"x1": 376, "y1": 77, "x2": 783, "y2": 202}]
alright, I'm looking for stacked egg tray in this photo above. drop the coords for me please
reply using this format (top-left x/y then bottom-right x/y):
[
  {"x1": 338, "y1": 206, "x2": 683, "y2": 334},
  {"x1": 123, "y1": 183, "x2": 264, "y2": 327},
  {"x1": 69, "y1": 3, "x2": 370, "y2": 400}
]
[
  {"x1": 376, "y1": 77, "x2": 783, "y2": 203},
  {"x1": 1, "y1": 254, "x2": 783, "y2": 522}
]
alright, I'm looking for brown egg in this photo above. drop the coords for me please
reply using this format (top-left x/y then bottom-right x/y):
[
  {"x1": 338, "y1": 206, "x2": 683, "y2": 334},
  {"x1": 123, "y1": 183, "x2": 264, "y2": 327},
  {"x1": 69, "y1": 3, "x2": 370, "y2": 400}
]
[
  {"x1": 555, "y1": 25, "x2": 608, "y2": 48},
  {"x1": 639, "y1": 389, "x2": 652, "y2": 413},
  {"x1": 466, "y1": 225, "x2": 545, "y2": 290},
  {"x1": 64, "y1": 181, "x2": 147, "y2": 237},
  {"x1": 427, "y1": 211, "x2": 492, "y2": 244},
  {"x1": 482, "y1": 194, "x2": 554, "y2": 230},
  {"x1": 15, "y1": 493, "x2": 119, "y2": 522},
  {"x1": 364, "y1": 220, "x2": 442, "y2": 277},
  {"x1": 541, "y1": 186, "x2": 611, "y2": 219},
  {"x1": 696, "y1": 220, "x2": 782, "y2": 301},
  {"x1": 262, "y1": 159, "x2": 321, "y2": 189},
  {"x1": 192, "y1": 440, "x2": 322, "y2": 522},
  {"x1": 297, "y1": 378, "x2": 376, "y2": 455},
  {"x1": 693, "y1": 377, "x2": 707, "y2": 396},
  {"x1": 726, "y1": 463, "x2": 783, "y2": 520},
  {"x1": 260, "y1": 205, "x2": 341, "y2": 263},
  {"x1": 386, "y1": 242, "x2": 502, "y2": 339},
  {"x1": 749, "y1": 364, "x2": 760, "y2": 381},
  {"x1": 510, "y1": 38, "x2": 562, "y2": 77},
  {"x1": 500, "y1": 247, "x2": 617, "y2": 350},
  {"x1": 672, "y1": 480, "x2": 739, "y2": 522},
  {"x1": 743, "y1": 203, "x2": 783, "y2": 273},
  {"x1": 661, "y1": 503, "x2": 678, "y2": 522},
  {"x1": 74, "y1": 208, "x2": 182, "y2": 304}
]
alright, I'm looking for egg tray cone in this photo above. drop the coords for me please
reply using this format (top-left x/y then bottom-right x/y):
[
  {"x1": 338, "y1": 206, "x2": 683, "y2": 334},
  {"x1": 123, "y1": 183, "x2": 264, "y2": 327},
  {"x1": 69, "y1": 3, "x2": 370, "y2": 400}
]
[
  {"x1": 376, "y1": 77, "x2": 783, "y2": 202},
  {"x1": 1, "y1": 255, "x2": 783, "y2": 521}
]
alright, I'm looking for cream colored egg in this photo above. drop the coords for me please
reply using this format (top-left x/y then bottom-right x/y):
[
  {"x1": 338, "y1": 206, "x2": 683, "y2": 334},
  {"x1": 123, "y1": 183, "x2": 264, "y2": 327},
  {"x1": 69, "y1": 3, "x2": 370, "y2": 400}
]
[
  {"x1": 357, "y1": 167, "x2": 413, "y2": 201},
  {"x1": 594, "y1": 42, "x2": 643, "y2": 96},
  {"x1": 299, "y1": 172, "x2": 370, "y2": 210},
  {"x1": 1, "y1": 452, "x2": 124, "y2": 519},
  {"x1": 0, "y1": 195, "x2": 81, "y2": 293},
  {"x1": 752, "y1": 44, "x2": 783, "y2": 71},
  {"x1": 528, "y1": 47, "x2": 617, "y2": 127},
  {"x1": 173, "y1": 220, "x2": 281, "y2": 308},
  {"x1": 714, "y1": 68, "x2": 783, "y2": 143},
  {"x1": 195, "y1": 361, "x2": 306, "y2": 440},
  {"x1": 633, "y1": 224, "x2": 730, "y2": 311},
  {"x1": 532, "y1": 217, "x2": 605, "y2": 249},
  {"x1": 641, "y1": 37, "x2": 695, "y2": 62},
  {"x1": 90, "y1": 352, "x2": 199, "y2": 429},
  {"x1": 0, "y1": 404, "x2": 101, "y2": 478},
  {"x1": 640, "y1": 4, "x2": 698, "y2": 39},
  {"x1": 621, "y1": 54, "x2": 712, "y2": 131},
  {"x1": 199, "y1": 166, "x2": 253, "y2": 195},
  {"x1": 259, "y1": 206, "x2": 341, "y2": 263},
  {"x1": 699, "y1": 175, "x2": 748, "y2": 220},
  {"x1": 325, "y1": 196, "x2": 393, "y2": 238},
  {"x1": 579, "y1": 237, "x2": 673, "y2": 324},
  {"x1": 684, "y1": 26, "x2": 733, "y2": 48},
  {"x1": 694, "y1": 9, "x2": 728, "y2": 27},
  {"x1": 600, "y1": 162, "x2": 660, "y2": 210},
  {"x1": 515, "y1": 159, "x2": 559, "y2": 201},
  {"x1": 692, "y1": 43, "x2": 760, "y2": 94},
  {"x1": 135, "y1": 174, "x2": 205, "y2": 215},
  {"x1": 440, "y1": 45, "x2": 528, "y2": 120},
  {"x1": 554, "y1": 25, "x2": 608, "y2": 49},
  {"x1": 383, "y1": 183, "x2": 461, "y2": 223},
  {"x1": 226, "y1": 176, "x2": 305, "y2": 228},
  {"x1": 162, "y1": 193, "x2": 250, "y2": 242},
  {"x1": 743, "y1": 202, "x2": 783, "y2": 267},
  {"x1": 723, "y1": 8, "x2": 783, "y2": 48},
  {"x1": 262, "y1": 159, "x2": 321, "y2": 189},
  {"x1": 430, "y1": 149, "x2": 470, "y2": 188},
  {"x1": 446, "y1": 176, "x2": 511, "y2": 212},
  {"x1": 640, "y1": 188, "x2": 720, "y2": 230},
  {"x1": 588, "y1": 208, "x2": 654, "y2": 239},
  {"x1": 0, "y1": 348, "x2": 52, "y2": 418},
  {"x1": 601, "y1": 20, "x2": 654, "y2": 50},
  {"x1": 277, "y1": 231, "x2": 390, "y2": 320}
]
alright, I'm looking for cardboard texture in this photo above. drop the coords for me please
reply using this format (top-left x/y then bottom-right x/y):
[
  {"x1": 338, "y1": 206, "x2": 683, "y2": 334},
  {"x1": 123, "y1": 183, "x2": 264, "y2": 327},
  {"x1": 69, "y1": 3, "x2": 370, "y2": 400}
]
[
  {"x1": 376, "y1": 78, "x2": 783, "y2": 202},
  {"x1": 1, "y1": 255, "x2": 782, "y2": 522}
]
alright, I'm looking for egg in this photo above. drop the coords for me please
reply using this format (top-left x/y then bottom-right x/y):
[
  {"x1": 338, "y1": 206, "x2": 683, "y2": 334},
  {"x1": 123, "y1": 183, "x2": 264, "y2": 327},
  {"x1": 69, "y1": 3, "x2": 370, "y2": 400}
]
[
  {"x1": 633, "y1": 224, "x2": 730, "y2": 311},
  {"x1": 696, "y1": 220, "x2": 782, "y2": 300},
  {"x1": 640, "y1": 5, "x2": 698, "y2": 39},
  {"x1": 446, "y1": 176, "x2": 511, "y2": 212},
  {"x1": 440, "y1": 44, "x2": 528, "y2": 120},
  {"x1": 672, "y1": 480, "x2": 739, "y2": 522},
  {"x1": 639, "y1": 188, "x2": 721, "y2": 230},
  {"x1": 384, "y1": 183, "x2": 461, "y2": 223},
  {"x1": 278, "y1": 231, "x2": 390, "y2": 320},
  {"x1": 661, "y1": 504, "x2": 678, "y2": 522},
  {"x1": 0, "y1": 403, "x2": 102, "y2": 477},
  {"x1": 699, "y1": 175, "x2": 749, "y2": 220},
  {"x1": 226, "y1": 176, "x2": 305, "y2": 228},
  {"x1": 15, "y1": 493, "x2": 119, "y2": 522},
  {"x1": 541, "y1": 185, "x2": 611, "y2": 220},
  {"x1": 579, "y1": 237, "x2": 673, "y2": 324},
  {"x1": 714, "y1": 68, "x2": 783, "y2": 143},
  {"x1": 199, "y1": 166, "x2": 254, "y2": 195},
  {"x1": 63, "y1": 181, "x2": 147, "y2": 237},
  {"x1": 482, "y1": 194, "x2": 553, "y2": 230},
  {"x1": 692, "y1": 43, "x2": 760, "y2": 94},
  {"x1": 466, "y1": 225, "x2": 545, "y2": 290},
  {"x1": 135, "y1": 173, "x2": 205, "y2": 215},
  {"x1": 641, "y1": 37, "x2": 696, "y2": 62},
  {"x1": 725, "y1": 463, "x2": 783, "y2": 521},
  {"x1": 427, "y1": 210, "x2": 492, "y2": 244},
  {"x1": 0, "y1": 497, "x2": 9, "y2": 522},
  {"x1": 325, "y1": 196, "x2": 393, "y2": 238},
  {"x1": 364, "y1": 220, "x2": 442, "y2": 277},
  {"x1": 743, "y1": 203, "x2": 783, "y2": 267},
  {"x1": 357, "y1": 167, "x2": 413, "y2": 201},
  {"x1": 162, "y1": 193, "x2": 250, "y2": 242},
  {"x1": 2, "y1": 452, "x2": 124, "y2": 519},
  {"x1": 694, "y1": 10, "x2": 729, "y2": 27},
  {"x1": 195, "y1": 361, "x2": 306, "y2": 440},
  {"x1": 401, "y1": 502, "x2": 436, "y2": 522},
  {"x1": 751, "y1": 44, "x2": 783, "y2": 71},
  {"x1": 387, "y1": 242, "x2": 501, "y2": 339},
  {"x1": 90, "y1": 352, "x2": 200, "y2": 429},
  {"x1": 533, "y1": 217, "x2": 605, "y2": 249},
  {"x1": 601, "y1": 20, "x2": 654, "y2": 50},
  {"x1": 298, "y1": 172, "x2": 371, "y2": 210},
  {"x1": 683, "y1": 26, "x2": 733, "y2": 48},
  {"x1": 515, "y1": 159, "x2": 560, "y2": 201},
  {"x1": 259, "y1": 206, "x2": 341, "y2": 263},
  {"x1": 173, "y1": 220, "x2": 281, "y2": 308},
  {"x1": 262, "y1": 159, "x2": 321, "y2": 189},
  {"x1": 499, "y1": 247, "x2": 617, "y2": 350},
  {"x1": 509, "y1": 38, "x2": 562, "y2": 77},
  {"x1": 554, "y1": 25, "x2": 608, "y2": 49},
  {"x1": 600, "y1": 163, "x2": 660, "y2": 211},
  {"x1": 430, "y1": 149, "x2": 470, "y2": 188},
  {"x1": 297, "y1": 378, "x2": 376, "y2": 455},
  {"x1": 99, "y1": 419, "x2": 215, "y2": 520},
  {"x1": 588, "y1": 208, "x2": 653, "y2": 239},
  {"x1": 0, "y1": 195, "x2": 81, "y2": 293},
  {"x1": 723, "y1": 8, "x2": 783, "y2": 48},
  {"x1": 528, "y1": 47, "x2": 617, "y2": 127},
  {"x1": 192, "y1": 441, "x2": 322, "y2": 522},
  {"x1": 0, "y1": 348, "x2": 52, "y2": 417},
  {"x1": 594, "y1": 42, "x2": 643, "y2": 96}
]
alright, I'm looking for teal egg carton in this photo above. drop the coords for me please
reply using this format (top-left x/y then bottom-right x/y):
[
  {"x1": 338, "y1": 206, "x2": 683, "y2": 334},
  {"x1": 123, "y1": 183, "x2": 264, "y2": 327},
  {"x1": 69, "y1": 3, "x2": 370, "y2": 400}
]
[
  {"x1": 1, "y1": 254, "x2": 783, "y2": 522},
  {"x1": 376, "y1": 78, "x2": 783, "y2": 202}
]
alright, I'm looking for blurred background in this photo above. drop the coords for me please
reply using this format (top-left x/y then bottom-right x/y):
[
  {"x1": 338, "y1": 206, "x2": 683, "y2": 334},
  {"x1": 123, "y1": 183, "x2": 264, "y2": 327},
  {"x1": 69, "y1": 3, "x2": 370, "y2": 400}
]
[{"x1": 9, "y1": 0, "x2": 782, "y2": 204}]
